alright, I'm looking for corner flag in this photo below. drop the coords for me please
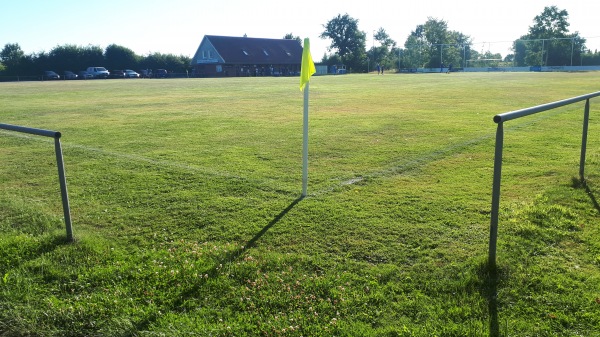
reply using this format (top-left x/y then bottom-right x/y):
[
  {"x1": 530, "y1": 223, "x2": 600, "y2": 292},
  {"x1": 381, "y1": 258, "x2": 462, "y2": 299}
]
[
  {"x1": 300, "y1": 37, "x2": 315, "y2": 197},
  {"x1": 300, "y1": 38, "x2": 316, "y2": 91}
]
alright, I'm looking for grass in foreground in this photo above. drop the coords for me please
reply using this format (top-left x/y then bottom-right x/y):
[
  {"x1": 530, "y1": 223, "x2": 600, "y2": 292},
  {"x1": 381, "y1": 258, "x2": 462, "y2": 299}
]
[{"x1": 1, "y1": 73, "x2": 600, "y2": 336}]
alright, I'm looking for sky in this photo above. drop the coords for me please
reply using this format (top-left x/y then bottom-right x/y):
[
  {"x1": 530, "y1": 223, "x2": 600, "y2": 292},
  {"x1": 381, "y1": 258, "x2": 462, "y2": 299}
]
[{"x1": 1, "y1": 0, "x2": 600, "y2": 61}]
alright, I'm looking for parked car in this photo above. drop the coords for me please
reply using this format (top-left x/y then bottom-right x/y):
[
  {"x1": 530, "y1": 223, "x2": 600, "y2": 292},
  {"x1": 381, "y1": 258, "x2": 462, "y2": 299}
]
[
  {"x1": 125, "y1": 69, "x2": 140, "y2": 78},
  {"x1": 63, "y1": 71, "x2": 78, "y2": 80},
  {"x1": 86, "y1": 67, "x2": 110, "y2": 79},
  {"x1": 43, "y1": 71, "x2": 60, "y2": 80},
  {"x1": 109, "y1": 70, "x2": 126, "y2": 78},
  {"x1": 78, "y1": 71, "x2": 93, "y2": 80},
  {"x1": 140, "y1": 69, "x2": 152, "y2": 78},
  {"x1": 155, "y1": 69, "x2": 168, "y2": 78}
]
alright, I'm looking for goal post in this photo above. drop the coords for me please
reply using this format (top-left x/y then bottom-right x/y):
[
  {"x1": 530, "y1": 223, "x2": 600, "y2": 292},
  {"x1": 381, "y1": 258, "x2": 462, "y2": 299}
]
[{"x1": 0, "y1": 123, "x2": 73, "y2": 242}]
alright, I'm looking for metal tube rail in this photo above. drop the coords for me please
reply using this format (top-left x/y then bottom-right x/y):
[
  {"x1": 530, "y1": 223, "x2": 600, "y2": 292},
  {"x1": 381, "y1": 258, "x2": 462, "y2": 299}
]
[
  {"x1": 0, "y1": 123, "x2": 61, "y2": 138},
  {"x1": 0, "y1": 123, "x2": 73, "y2": 242},
  {"x1": 488, "y1": 91, "x2": 600, "y2": 268},
  {"x1": 494, "y1": 91, "x2": 600, "y2": 123}
]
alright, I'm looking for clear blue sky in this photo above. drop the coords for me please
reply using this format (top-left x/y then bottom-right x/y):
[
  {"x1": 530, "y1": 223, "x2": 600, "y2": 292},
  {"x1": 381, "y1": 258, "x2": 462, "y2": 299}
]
[{"x1": 1, "y1": 0, "x2": 599, "y2": 60}]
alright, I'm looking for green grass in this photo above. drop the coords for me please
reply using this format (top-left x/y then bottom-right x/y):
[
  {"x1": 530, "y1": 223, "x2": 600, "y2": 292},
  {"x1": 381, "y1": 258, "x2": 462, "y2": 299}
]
[{"x1": 1, "y1": 73, "x2": 600, "y2": 336}]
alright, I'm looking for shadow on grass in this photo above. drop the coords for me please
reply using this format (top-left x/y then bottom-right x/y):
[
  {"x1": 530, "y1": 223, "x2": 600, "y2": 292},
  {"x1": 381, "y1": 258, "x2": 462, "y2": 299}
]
[
  {"x1": 478, "y1": 261, "x2": 501, "y2": 337},
  {"x1": 228, "y1": 195, "x2": 305, "y2": 258},
  {"x1": 571, "y1": 177, "x2": 600, "y2": 214},
  {"x1": 1, "y1": 233, "x2": 70, "y2": 272},
  {"x1": 139, "y1": 196, "x2": 305, "y2": 329}
]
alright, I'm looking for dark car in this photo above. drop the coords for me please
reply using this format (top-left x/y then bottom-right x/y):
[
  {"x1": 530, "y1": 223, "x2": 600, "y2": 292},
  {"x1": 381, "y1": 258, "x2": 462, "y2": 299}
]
[
  {"x1": 139, "y1": 69, "x2": 152, "y2": 78},
  {"x1": 109, "y1": 70, "x2": 126, "y2": 78},
  {"x1": 155, "y1": 69, "x2": 168, "y2": 78},
  {"x1": 63, "y1": 71, "x2": 78, "y2": 80},
  {"x1": 78, "y1": 71, "x2": 93, "y2": 80},
  {"x1": 43, "y1": 71, "x2": 60, "y2": 80}
]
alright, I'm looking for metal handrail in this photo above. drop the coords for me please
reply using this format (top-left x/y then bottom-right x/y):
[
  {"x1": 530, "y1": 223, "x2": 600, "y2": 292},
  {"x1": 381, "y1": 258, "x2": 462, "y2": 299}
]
[
  {"x1": 0, "y1": 123, "x2": 73, "y2": 242},
  {"x1": 488, "y1": 91, "x2": 600, "y2": 268}
]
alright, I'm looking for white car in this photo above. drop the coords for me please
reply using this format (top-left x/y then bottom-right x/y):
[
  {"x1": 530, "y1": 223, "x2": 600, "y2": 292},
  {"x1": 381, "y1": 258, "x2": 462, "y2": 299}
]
[
  {"x1": 86, "y1": 67, "x2": 110, "y2": 79},
  {"x1": 125, "y1": 69, "x2": 140, "y2": 78}
]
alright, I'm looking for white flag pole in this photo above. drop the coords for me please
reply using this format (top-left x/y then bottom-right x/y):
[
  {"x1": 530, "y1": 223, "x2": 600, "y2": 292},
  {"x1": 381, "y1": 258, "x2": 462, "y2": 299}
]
[{"x1": 302, "y1": 82, "x2": 309, "y2": 197}]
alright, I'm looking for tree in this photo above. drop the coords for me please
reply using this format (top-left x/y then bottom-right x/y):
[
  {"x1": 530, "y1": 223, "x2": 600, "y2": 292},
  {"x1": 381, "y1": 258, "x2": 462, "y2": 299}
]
[
  {"x1": 283, "y1": 33, "x2": 302, "y2": 44},
  {"x1": 374, "y1": 28, "x2": 395, "y2": 49},
  {"x1": 43, "y1": 45, "x2": 97, "y2": 72},
  {"x1": 140, "y1": 52, "x2": 191, "y2": 73},
  {"x1": 512, "y1": 6, "x2": 586, "y2": 66},
  {"x1": 0, "y1": 43, "x2": 25, "y2": 75},
  {"x1": 320, "y1": 13, "x2": 367, "y2": 72},
  {"x1": 402, "y1": 18, "x2": 472, "y2": 69},
  {"x1": 105, "y1": 44, "x2": 140, "y2": 70},
  {"x1": 370, "y1": 28, "x2": 398, "y2": 71}
]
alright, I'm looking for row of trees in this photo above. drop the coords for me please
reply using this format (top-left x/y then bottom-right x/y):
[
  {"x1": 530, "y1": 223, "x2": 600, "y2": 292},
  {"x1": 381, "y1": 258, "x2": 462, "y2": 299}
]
[
  {"x1": 2, "y1": 6, "x2": 599, "y2": 77},
  {"x1": 318, "y1": 6, "x2": 600, "y2": 72},
  {"x1": 0, "y1": 43, "x2": 191, "y2": 77}
]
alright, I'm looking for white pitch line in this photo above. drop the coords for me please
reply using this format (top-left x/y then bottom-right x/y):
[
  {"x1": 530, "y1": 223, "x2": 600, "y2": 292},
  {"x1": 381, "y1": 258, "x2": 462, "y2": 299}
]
[{"x1": 1, "y1": 108, "x2": 569, "y2": 199}]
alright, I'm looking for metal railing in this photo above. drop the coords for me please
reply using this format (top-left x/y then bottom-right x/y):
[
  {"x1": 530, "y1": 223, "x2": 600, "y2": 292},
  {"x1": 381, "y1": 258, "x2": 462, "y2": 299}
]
[
  {"x1": 488, "y1": 91, "x2": 600, "y2": 268},
  {"x1": 0, "y1": 123, "x2": 73, "y2": 242}
]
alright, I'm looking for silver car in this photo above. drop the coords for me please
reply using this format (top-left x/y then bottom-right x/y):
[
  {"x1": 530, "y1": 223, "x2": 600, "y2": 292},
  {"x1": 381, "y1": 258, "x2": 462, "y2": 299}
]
[{"x1": 125, "y1": 69, "x2": 140, "y2": 78}]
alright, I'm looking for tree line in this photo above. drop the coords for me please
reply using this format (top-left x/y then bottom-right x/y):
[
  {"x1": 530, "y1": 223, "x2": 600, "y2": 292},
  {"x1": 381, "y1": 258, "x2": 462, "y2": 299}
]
[
  {"x1": 0, "y1": 43, "x2": 191, "y2": 78},
  {"x1": 318, "y1": 6, "x2": 600, "y2": 73},
  {"x1": 3, "y1": 6, "x2": 600, "y2": 78}
]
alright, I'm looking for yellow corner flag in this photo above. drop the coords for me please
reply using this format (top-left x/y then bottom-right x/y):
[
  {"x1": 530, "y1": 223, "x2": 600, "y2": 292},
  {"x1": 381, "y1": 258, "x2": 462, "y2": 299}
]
[{"x1": 300, "y1": 38, "x2": 316, "y2": 91}]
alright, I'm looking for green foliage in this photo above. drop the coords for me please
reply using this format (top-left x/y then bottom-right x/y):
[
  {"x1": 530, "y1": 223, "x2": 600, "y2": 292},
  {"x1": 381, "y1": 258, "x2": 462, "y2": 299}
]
[
  {"x1": 283, "y1": 33, "x2": 302, "y2": 44},
  {"x1": 1, "y1": 73, "x2": 600, "y2": 335},
  {"x1": 402, "y1": 18, "x2": 472, "y2": 69},
  {"x1": 320, "y1": 14, "x2": 367, "y2": 71},
  {"x1": 512, "y1": 6, "x2": 586, "y2": 66},
  {"x1": 105, "y1": 44, "x2": 140, "y2": 70},
  {"x1": 0, "y1": 43, "x2": 192, "y2": 76},
  {"x1": 0, "y1": 43, "x2": 26, "y2": 75}
]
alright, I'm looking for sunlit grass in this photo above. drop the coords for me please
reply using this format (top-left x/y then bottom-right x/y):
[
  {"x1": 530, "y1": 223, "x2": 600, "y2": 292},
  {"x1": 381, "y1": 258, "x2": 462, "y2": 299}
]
[{"x1": 1, "y1": 72, "x2": 600, "y2": 336}]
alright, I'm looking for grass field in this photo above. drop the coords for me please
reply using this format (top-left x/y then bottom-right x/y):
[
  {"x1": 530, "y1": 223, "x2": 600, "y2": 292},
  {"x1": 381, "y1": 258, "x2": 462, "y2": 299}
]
[{"x1": 1, "y1": 72, "x2": 600, "y2": 336}]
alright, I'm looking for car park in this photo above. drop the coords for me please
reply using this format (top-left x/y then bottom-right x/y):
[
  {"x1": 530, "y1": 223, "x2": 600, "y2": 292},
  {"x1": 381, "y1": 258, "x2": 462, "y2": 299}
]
[
  {"x1": 125, "y1": 69, "x2": 140, "y2": 78},
  {"x1": 139, "y1": 69, "x2": 152, "y2": 78},
  {"x1": 43, "y1": 71, "x2": 60, "y2": 80},
  {"x1": 109, "y1": 70, "x2": 126, "y2": 78},
  {"x1": 155, "y1": 69, "x2": 168, "y2": 78},
  {"x1": 78, "y1": 71, "x2": 93, "y2": 79},
  {"x1": 63, "y1": 71, "x2": 78, "y2": 80}
]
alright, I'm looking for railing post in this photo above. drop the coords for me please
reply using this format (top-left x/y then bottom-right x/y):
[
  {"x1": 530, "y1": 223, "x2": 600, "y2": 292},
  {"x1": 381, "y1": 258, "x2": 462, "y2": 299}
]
[
  {"x1": 54, "y1": 136, "x2": 73, "y2": 242},
  {"x1": 489, "y1": 122, "x2": 504, "y2": 269},
  {"x1": 580, "y1": 99, "x2": 590, "y2": 182}
]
